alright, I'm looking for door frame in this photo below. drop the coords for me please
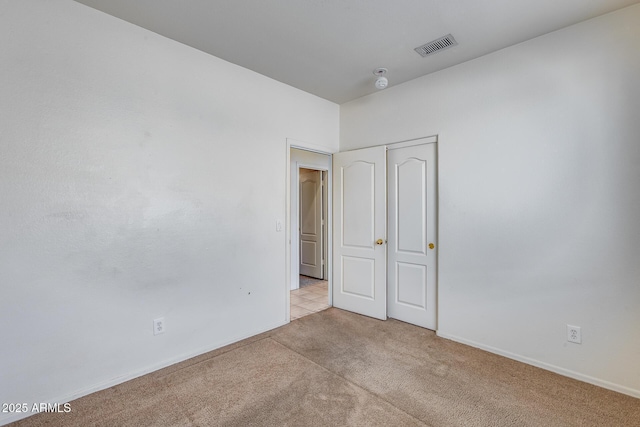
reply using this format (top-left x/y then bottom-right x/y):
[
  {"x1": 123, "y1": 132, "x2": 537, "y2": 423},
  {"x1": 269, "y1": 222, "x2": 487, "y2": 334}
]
[
  {"x1": 286, "y1": 139, "x2": 333, "y2": 323},
  {"x1": 329, "y1": 135, "x2": 439, "y2": 328}
]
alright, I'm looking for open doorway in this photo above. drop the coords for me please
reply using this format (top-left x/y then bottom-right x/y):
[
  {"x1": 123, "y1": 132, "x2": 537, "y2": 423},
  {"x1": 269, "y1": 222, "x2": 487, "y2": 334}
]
[
  {"x1": 293, "y1": 168, "x2": 329, "y2": 319},
  {"x1": 288, "y1": 146, "x2": 332, "y2": 321}
]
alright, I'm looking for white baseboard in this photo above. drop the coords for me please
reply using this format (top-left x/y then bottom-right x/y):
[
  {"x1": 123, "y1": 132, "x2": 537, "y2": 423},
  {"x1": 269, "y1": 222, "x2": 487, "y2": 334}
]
[
  {"x1": 436, "y1": 331, "x2": 640, "y2": 399},
  {"x1": 0, "y1": 320, "x2": 287, "y2": 426}
]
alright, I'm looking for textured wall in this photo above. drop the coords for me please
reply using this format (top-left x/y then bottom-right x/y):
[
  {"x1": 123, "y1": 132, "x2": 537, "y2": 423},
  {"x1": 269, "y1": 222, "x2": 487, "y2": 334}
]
[
  {"x1": 340, "y1": 4, "x2": 640, "y2": 396},
  {"x1": 0, "y1": 1, "x2": 338, "y2": 423}
]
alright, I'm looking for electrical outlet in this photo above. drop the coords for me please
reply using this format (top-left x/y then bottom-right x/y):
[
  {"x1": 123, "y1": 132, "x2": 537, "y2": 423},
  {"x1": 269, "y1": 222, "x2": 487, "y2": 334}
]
[
  {"x1": 153, "y1": 317, "x2": 165, "y2": 336},
  {"x1": 567, "y1": 325, "x2": 581, "y2": 344}
]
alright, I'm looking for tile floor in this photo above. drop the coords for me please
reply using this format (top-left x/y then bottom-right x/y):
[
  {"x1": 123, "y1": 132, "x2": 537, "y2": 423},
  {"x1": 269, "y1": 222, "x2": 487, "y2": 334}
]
[{"x1": 290, "y1": 276, "x2": 330, "y2": 320}]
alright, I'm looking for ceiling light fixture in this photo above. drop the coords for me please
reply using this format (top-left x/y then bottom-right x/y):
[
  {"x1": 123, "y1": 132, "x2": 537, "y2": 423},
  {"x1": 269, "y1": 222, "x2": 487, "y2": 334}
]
[{"x1": 373, "y1": 68, "x2": 388, "y2": 90}]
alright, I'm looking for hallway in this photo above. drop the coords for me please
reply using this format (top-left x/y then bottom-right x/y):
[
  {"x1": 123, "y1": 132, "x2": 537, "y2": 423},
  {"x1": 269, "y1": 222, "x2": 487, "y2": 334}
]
[{"x1": 290, "y1": 275, "x2": 329, "y2": 320}]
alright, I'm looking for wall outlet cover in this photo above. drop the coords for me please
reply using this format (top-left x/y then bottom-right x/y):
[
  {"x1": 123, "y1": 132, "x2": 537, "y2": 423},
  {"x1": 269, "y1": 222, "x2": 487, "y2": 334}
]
[
  {"x1": 154, "y1": 317, "x2": 165, "y2": 335},
  {"x1": 567, "y1": 324, "x2": 581, "y2": 344}
]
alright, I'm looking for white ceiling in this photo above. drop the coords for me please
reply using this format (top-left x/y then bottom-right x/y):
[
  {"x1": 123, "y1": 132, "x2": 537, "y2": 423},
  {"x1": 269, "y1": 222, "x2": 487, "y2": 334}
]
[{"x1": 73, "y1": 0, "x2": 639, "y2": 104}]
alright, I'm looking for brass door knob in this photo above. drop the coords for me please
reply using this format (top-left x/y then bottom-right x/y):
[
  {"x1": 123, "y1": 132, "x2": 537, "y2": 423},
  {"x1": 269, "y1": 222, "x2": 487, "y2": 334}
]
[
  {"x1": 376, "y1": 239, "x2": 384, "y2": 245},
  {"x1": 429, "y1": 243, "x2": 435, "y2": 249}
]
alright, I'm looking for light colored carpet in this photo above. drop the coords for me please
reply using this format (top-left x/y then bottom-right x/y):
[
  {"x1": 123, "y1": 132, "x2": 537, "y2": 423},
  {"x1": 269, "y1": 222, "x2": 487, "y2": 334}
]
[{"x1": 11, "y1": 308, "x2": 640, "y2": 426}]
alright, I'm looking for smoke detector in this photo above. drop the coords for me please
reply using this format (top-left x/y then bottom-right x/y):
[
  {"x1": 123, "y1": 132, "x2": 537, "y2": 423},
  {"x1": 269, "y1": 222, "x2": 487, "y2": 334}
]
[
  {"x1": 414, "y1": 34, "x2": 457, "y2": 57},
  {"x1": 373, "y1": 68, "x2": 388, "y2": 90}
]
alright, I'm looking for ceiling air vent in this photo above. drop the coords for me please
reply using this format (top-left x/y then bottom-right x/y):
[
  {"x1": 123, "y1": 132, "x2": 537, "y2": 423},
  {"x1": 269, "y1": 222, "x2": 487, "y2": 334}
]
[{"x1": 414, "y1": 34, "x2": 457, "y2": 57}]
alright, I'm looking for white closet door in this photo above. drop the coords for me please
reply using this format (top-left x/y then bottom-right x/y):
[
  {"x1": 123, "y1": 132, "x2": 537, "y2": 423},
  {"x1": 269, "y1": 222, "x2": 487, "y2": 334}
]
[
  {"x1": 332, "y1": 146, "x2": 387, "y2": 320},
  {"x1": 387, "y1": 143, "x2": 437, "y2": 329}
]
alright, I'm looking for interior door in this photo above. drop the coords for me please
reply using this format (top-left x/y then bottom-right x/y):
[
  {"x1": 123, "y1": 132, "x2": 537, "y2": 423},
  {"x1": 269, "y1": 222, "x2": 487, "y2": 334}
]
[
  {"x1": 299, "y1": 169, "x2": 323, "y2": 279},
  {"x1": 387, "y1": 143, "x2": 437, "y2": 329},
  {"x1": 332, "y1": 146, "x2": 387, "y2": 320}
]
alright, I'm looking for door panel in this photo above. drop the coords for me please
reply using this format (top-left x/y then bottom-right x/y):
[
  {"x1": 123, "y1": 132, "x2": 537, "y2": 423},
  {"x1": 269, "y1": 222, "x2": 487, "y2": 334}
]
[
  {"x1": 333, "y1": 146, "x2": 386, "y2": 320},
  {"x1": 300, "y1": 241, "x2": 318, "y2": 265},
  {"x1": 397, "y1": 159, "x2": 427, "y2": 254},
  {"x1": 300, "y1": 169, "x2": 323, "y2": 278},
  {"x1": 342, "y1": 256, "x2": 375, "y2": 298},
  {"x1": 387, "y1": 143, "x2": 437, "y2": 329},
  {"x1": 342, "y1": 162, "x2": 374, "y2": 248},
  {"x1": 396, "y1": 262, "x2": 426, "y2": 308}
]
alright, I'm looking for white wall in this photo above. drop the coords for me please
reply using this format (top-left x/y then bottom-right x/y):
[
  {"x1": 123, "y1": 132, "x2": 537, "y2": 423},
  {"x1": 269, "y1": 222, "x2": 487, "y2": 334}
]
[
  {"x1": 0, "y1": 1, "x2": 338, "y2": 423},
  {"x1": 341, "y1": 5, "x2": 640, "y2": 396}
]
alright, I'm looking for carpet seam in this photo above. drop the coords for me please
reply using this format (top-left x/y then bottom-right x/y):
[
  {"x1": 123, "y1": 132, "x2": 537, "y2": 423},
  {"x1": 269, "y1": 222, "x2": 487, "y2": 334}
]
[{"x1": 267, "y1": 335, "x2": 433, "y2": 427}]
